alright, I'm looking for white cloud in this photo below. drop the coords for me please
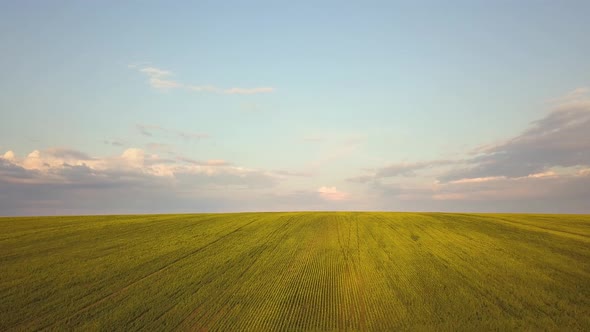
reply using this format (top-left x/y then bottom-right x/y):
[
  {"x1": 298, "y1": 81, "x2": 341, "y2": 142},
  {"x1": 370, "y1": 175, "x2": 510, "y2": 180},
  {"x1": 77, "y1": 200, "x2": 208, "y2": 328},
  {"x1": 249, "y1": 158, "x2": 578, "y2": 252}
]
[
  {"x1": 135, "y1": 66, "x2": 183, "y2": 90},
  {"x1": 149, "y1": 78, "x2": 183, "y2": 89},
  {"x1": 121, "y1": 148, "x2": 146, "y2": 168},
  {"x1": 140, "y1": 67, "x2": 172, "y2": 78},
  {"x1": 0, "y1": 148, "x2": 277, "y2": 187},
  {"x1": 131, "y1": 64, "x2": 275, "y2": 94},
  {"x1": 317, "y1": 186, "x2": 350, "y2": 201},
  {"x1": 2, "y1": 150, "x2": 15, "y2": 161}
]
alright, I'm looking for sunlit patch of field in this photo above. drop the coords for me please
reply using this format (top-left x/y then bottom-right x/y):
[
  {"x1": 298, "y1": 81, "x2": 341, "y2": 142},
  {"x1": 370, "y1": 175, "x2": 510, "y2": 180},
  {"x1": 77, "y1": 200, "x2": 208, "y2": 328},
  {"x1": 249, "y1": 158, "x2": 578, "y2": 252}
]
[{"x1": 1, "y1": 212, "x2": 589, "y2": 331}]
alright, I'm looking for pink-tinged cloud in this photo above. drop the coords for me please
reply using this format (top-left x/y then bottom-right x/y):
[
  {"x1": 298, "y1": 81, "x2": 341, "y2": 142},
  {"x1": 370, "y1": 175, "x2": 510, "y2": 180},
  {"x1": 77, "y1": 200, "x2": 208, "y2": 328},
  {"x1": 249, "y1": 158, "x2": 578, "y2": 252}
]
[
  {"x1": 2, "y1": 150, "x2": 15, "y2": 161},
  {"x1": 526, "y1": 171, "x2": 557, "y2": 179},
  {"x1": 206, "y1": 160, "x2": 229, "y2": 166},
  {"x1": 0, "y1": 147, "x2": 280, "y2": 189},
  {"x1": 317, "y1": 186, "x2": 350, "y2": 201},
  {"x1": 450, "y1": 176, "x2": 506, "y2": 184}
]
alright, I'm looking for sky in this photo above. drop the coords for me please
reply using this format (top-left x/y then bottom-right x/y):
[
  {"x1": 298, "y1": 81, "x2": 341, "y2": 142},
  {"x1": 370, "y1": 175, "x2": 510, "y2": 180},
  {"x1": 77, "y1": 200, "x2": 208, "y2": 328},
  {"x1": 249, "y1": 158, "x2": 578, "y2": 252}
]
[{"x1": 1, "y1": 1, "x2": 589, "y2": 215}]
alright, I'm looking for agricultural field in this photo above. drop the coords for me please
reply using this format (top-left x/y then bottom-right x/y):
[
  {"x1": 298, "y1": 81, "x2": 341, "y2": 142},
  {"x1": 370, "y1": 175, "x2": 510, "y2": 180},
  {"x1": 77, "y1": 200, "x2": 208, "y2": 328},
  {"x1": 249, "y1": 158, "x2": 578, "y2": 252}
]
[{"x1": 1, "y1": 212, "x2": 589, "y2": 331}]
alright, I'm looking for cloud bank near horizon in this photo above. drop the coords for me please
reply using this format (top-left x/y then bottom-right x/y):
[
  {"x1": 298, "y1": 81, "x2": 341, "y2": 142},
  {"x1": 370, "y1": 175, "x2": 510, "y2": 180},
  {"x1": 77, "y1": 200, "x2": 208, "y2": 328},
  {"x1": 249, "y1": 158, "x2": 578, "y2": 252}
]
[
  {"x1": 1, "y1": 88, "x2": 589, "y2": 215},
  {"x1": 345, "y1": 88, "x2": 590, "y2": 212}
]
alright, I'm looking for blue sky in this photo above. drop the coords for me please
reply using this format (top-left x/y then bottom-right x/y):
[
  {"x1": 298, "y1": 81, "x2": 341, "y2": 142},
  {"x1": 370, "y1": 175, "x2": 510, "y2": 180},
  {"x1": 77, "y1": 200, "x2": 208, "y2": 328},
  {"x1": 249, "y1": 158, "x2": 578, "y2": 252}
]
[{"x1": 1, "y1": 1, "x2": 590, "y2": 215}]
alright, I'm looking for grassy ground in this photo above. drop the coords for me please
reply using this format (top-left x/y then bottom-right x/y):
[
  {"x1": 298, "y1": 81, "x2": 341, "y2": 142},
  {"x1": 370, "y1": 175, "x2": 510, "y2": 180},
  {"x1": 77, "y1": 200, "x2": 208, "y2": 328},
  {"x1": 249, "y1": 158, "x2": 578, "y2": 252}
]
[{"x1": 1, "y1": 212, "x2": 589, "y2": 331}]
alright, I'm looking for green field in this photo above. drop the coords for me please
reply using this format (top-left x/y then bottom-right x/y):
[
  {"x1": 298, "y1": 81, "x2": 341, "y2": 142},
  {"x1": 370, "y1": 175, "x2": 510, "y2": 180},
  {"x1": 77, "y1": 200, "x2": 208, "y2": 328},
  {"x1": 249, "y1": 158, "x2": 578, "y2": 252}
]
[{"x1": 1, "y1": 212, "x2": 589, "y2": 331}]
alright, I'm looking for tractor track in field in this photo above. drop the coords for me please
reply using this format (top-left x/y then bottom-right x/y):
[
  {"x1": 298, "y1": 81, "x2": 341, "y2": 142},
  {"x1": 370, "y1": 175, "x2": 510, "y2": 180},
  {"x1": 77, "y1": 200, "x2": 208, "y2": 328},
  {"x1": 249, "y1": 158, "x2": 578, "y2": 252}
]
[
  {"x1": 32, "y1": 218, "x2": 260, "y2": 331},
  {"x1": 488, "y1": 215, "x2": 590, "y2": 239}
]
